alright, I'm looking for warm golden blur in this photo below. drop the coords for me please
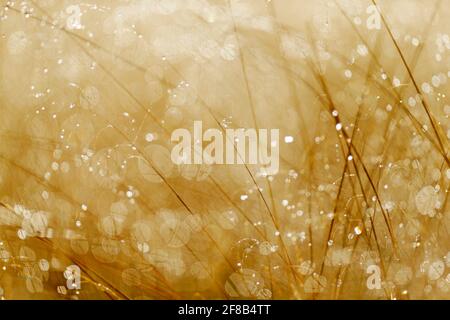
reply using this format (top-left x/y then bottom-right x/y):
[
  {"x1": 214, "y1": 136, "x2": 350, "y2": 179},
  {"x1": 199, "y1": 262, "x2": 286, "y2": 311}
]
[{"x1": 0, "y1": 0, "x2": 449, "y2": 300}]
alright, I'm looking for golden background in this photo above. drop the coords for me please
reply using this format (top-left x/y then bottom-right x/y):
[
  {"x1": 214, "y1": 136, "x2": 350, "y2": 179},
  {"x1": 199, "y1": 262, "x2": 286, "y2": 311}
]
[{"x1": 0, "y1": 0, "x2": 449, "y2": 299}]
